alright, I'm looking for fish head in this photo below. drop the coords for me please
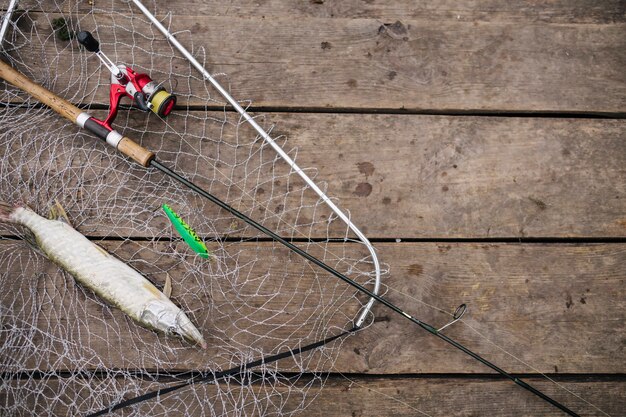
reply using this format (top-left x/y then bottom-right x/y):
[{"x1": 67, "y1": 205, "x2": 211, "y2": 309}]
[
  {"x1": 141, "y1": 300, "x2": 207, "y2": 349},
  {"x1": 169, "y1": 311, "x2": 208, "y2": 349}
]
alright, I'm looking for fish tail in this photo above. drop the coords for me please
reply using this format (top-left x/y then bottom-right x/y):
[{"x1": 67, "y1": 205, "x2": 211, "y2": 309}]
[{"x1": 0, "y1": 201, "x2": 19, "y2": 224}]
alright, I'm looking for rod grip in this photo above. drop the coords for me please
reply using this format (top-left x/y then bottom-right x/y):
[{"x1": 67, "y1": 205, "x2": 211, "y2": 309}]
[
  {"x1": 117, "y1": 137, "x2": 155, "y2": 167},
  {"x1": 0, "y1": 59, "x2": 83, "y2": 122},
  {"x1": 1, "y1": 60, "x2": 156, "y2": 167}
]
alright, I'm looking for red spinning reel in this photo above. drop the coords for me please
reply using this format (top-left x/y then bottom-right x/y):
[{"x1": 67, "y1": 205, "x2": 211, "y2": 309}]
[{"x1": 77, "y1": 30, "x2": 176, "y2": 130}]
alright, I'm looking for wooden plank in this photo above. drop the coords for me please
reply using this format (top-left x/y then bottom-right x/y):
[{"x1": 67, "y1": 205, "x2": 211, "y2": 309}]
[
  {"x1": 6, "y1": 13, "x2": 625, "y2": 113},
  {"x1": 158, "y1": 1, "x2": 626, "y2": 24},
  {"x1": 1, "y1": 241, "x2": 623, "y2": 374},
  {"x1": 24, "y1": 0, "x2": 626, "y2": 23},
  {"x1": 2, "y1": 111, "x2": 624, "y2": 238},
  {"x1": 308, "y1": 377, "x2": 625, "y2": 417},
  {"x1": 1, "y1": 376, "x2": 623, "y2": 416}
]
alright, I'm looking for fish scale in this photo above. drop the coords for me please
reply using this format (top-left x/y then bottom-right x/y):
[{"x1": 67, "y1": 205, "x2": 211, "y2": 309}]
[{"x1": 2, "y1": 203, "x2": 207, "y2": 349}]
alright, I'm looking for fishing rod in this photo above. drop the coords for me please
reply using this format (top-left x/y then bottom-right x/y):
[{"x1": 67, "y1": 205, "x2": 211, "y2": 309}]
[
  {"x1": 71, "y1": 28, "x2": 379, "y2": 328},
  {"x1": 129, "y1": 0, "x2": 383, "y2": 330},
  {"x1": 0, "y1": 62, "x2": 580, "y2": 417}
]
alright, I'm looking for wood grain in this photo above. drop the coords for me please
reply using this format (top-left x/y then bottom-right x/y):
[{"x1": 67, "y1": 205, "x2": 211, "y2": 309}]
[
  {"x1": 6, "y1": 13, "x2": 625, "y2": 113},
  {"x1": 1, "y1": 3, "x2": 624, "y2": 415},
  {"x1": 1, "y1": 241, "x2": 623, "y2": 374},
  {"x1": 307, "y1": 377, "x2": 625, "y2": 417},
  {"x1": 27, "y1": 0, "x2": 626, "y2": 23},
  {"x1": 1, "y1": 376, "x2": 623, "y2": 417},
  {"x1": 0, "y1": 59, "x2": 83, "y2": 122},
  {"x1": 2, "y1": 111, "x2": 624, "y2": 238}
]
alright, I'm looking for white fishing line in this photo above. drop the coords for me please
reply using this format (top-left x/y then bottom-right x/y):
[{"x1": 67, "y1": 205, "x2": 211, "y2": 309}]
[
  {"x1": 0, "y1": 1, "x2": 381, "y2": 415},
  {"x1": 384, "y1": 284, "x2": 612, "y2": 416},
  {"x1": 129, "y1": 0, "x2": 382, "y2": 328},
  {"x1": 0, "y1": 2, "x2": 611, "y2": 416}
]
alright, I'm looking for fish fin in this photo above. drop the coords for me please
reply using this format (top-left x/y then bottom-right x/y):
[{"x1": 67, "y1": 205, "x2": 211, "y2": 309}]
[
  {"x1": 94, "y1": 243, "x2": 111, "y2": 257},
  {"x1": 21, "y1": 229, "x2": 49, "y2": 258},
  {"x1": 163, "y1": 273, "x2": 172, "y2": 298},
  {"x1": 22, "y1": 229, "x2": 39, "y2": 249},
  {"x1": 49, "y1": 200, "x2": 72, "y2": 226},
  {"x1": 0, "y1": 201, "x2": 18, "y2": 224}
]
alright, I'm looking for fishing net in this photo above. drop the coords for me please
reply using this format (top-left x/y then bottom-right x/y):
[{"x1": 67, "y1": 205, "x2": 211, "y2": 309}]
[{"x1": 0, "y1": 1, "x2": 386, "y2": 415}]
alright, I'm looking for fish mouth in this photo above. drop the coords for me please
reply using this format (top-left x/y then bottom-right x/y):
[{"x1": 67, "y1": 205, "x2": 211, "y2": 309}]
[
  {"x1": 174, "y1": 312, "x2": 207, "y2": 349},
  {"x1": 143, "y1": 300, "x2": 207, "y2": 348}
]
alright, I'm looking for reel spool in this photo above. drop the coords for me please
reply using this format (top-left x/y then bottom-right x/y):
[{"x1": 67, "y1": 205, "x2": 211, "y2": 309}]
[{"x1": 77, "y1": 30, "x2": 176, "y2": 129}]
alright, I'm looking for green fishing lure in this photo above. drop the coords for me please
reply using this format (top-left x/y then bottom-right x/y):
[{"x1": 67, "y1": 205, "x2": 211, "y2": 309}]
[{"x1": 162, "y1": 204, "x2": 210, "y2": 259}]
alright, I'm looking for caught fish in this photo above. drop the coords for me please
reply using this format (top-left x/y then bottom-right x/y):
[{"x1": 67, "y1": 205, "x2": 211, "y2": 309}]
[{"x1": 0, "y1": 201, "x2": 207, "y2": 348}]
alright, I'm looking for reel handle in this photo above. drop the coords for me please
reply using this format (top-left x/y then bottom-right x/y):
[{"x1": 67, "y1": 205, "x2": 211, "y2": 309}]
[
  {"x1": 133, "y1": 92, "x2": 150, "y2": 112},
  {"x1": 77, "y1": 31, "x2": 100, "y2": 52},
  {"x1": 0, "y1": 59, "x2": 155, "y2": 167}
]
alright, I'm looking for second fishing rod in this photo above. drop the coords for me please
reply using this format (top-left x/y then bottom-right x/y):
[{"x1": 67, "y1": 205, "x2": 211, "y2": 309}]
[{"x1": 0, "y1": 52, "x2": 580, "y2": 416}]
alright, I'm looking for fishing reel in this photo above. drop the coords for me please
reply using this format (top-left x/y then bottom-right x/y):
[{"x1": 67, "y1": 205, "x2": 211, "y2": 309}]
[{"x1": 77, "y1": 30, "x2": 176, "y2": 129}]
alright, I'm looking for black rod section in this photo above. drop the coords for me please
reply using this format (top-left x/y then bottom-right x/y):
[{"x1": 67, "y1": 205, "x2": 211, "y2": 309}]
[
  {"x1": 150, "y1": 159, "x2": 580, "y2": 417},
  {"x1": 87, "y1": 327, "x2": 357, "y2": 417}
]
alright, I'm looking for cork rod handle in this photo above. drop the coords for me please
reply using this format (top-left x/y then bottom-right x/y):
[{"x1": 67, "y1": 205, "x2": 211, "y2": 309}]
[
  {"x1": 0, "y1": 60, "x2": 155, "y2": 167},
  {"x1": 0, "y1": 59, "x2": 83, "y2": 121},
  {"x1": 118, "y1": 137, "x2": 154, "y2": 167}
]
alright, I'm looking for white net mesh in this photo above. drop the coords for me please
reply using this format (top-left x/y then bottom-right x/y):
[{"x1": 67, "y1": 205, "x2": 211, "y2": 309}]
[{"x1": 0, "y1": 1, "x2": 385, "y2": 415}]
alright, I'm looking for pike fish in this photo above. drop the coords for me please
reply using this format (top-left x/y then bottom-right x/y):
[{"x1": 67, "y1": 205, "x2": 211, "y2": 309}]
[{"x1": 0, "y1": 202, "x2": 207, "y2": 348}]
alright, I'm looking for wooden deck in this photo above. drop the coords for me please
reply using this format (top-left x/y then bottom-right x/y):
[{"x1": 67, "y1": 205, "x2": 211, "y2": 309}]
[{"x1": 3, "y1": 1, "x2": 626, "y2": 416}]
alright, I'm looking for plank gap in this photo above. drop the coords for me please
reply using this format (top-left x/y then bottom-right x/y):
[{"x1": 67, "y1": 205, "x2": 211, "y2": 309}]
[
  {"x1": 4, "y1": 370, "x2": 625, "y2": 383},
  {"x1": 3, "y1": 235, "x2": 626, "y2": 244},
  {"x1": 3, "y1": 102, "x2": 626, "y2": 120}
]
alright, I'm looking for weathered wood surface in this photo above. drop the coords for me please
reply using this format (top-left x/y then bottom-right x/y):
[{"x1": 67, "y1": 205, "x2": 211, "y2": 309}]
[
  {"x1": 2, "y1": 240, "x2": 623, "y2": 374},
  {"x1": 26, "y1": 0, "x2": 626, "y2": 23},
  {"x1": 7, "y1": 13, "x2": 626, "y2": 113},
  {"x1": 1, "y1": 2, "x2": 624, "y2": 416},
  {"x1": 1, "y1": 376, "x2": 623, "y2": 416},
  {"x1": 309, "y1": 377, "x2": 625, "y2": 417},
  {"x1": 148, "y1": 0, "x2": 626, "y2": 24},
  {"x1": 2, "y1": 111, "x2": 624, "y2": 238}
]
